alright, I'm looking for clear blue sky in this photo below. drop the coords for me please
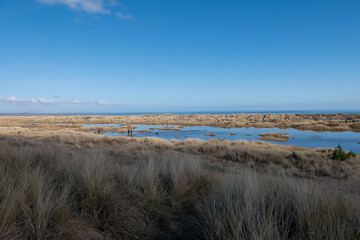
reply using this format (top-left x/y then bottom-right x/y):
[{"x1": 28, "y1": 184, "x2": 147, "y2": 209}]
[{"x1": 0, "y1": 0, "x2": 359, "y2": 113}]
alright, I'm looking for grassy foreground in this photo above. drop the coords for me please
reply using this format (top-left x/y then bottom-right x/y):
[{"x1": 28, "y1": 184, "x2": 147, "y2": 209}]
[{"x1": 0, "y1": 136, "x2": 359, "y2": 239}]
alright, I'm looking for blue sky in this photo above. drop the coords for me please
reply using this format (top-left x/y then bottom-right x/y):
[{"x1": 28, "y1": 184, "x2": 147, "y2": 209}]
[{"x1": 0, "y1": 0, "x2": 359, "y2": 113}]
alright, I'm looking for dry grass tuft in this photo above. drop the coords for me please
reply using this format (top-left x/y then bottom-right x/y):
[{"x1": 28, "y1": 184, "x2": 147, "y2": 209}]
[
  {"x1": 259, "y1": 132, "x2": 290, "y2": 142},
  {"x1": 204, "y1": 133, "x2": 216, "y2": 137}
]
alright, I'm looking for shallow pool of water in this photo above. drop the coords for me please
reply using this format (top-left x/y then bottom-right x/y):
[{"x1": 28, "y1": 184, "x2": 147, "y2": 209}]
[{"x1": 87, "y1": 124, "x2": 360, "y2": 154}]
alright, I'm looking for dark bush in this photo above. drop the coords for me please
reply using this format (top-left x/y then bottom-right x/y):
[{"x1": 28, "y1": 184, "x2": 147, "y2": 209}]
[{"x1": 332, "y1": 144, "x2": 357, "y2": 161}]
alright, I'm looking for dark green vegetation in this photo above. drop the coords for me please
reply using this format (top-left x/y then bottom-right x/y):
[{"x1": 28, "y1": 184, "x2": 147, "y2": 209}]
[
  {"x1": 0, "y1": 136, "x2": 359, "y2": 239},
  {"x1": 333, "y1": 144, "x2": 357, "y2": 161}
]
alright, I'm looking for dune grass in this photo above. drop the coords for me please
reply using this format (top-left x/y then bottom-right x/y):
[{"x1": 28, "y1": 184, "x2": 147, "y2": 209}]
[{"x1": 0, "y1": 136, "x2": 359, "y2": 239}]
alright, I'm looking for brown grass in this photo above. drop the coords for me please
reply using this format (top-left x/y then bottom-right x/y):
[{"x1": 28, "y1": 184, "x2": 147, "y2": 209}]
[
  {"x1": 1, "y1": 113, "x2": 360, "y2": 132},
  {"x1": 173, "y1": 139, "x2": 359, "y2": 178},
  {"x1": 259, "y1": 132, "x2": 290, "y2": 142},
  {"x1": 204, "y1": 133, "x2": 216, "y2": 136},
  {"x1": 0, "y1": 136, "x2": 359, "y2": 239},
  {"x1": 0, "y1": 125, "x2": 358, "y2": 178}
]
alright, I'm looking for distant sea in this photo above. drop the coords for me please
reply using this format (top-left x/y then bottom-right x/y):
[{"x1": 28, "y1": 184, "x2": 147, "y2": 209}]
[{"x1": 1, "y1": 110, "x2": 360, "y2": 116}]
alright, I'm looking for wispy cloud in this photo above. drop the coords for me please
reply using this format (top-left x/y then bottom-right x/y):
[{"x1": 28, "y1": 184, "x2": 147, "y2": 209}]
[
  {"x1": 38, "y1": 97, "x2": 57, "y2": 104},
  {"x1": 37, "y1": 0, "x2": 108, "y2": 14},
  {"x1": 108, "y1": 0, "x2": 124, "y2": 7},
  {"x1": 0, "y1": 97, "x2": 37, "y2": 104},
  {"x1": 64, "y1": 98, "x2": 89, "y2": 104},
  {"x1": 96, "y1": 100, "x2": 111, "y2": 106},
  {"x1": 0, "y1": 96, "x2": 112, "y2": 107},
  {"x1": 0, "y1": 97, "x2": 57, "y2": 105},
  {"x1": 36, "y1": 0, "x2": 132, "y2": 18},
  {"x1": 116, "y1": 11, "x2": 133, "y2": 20}
]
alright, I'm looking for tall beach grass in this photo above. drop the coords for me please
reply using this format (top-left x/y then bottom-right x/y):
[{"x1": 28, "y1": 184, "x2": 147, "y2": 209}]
[{"x1": 0, "y1": 136, "x2": 359, "y2": 239}]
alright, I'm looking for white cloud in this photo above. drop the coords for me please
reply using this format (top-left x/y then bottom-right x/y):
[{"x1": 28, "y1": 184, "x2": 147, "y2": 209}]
[
  {"x1": 37, "y1": 0, "x2": 108, "y2": 13},
  {"x1": 64, "y1": 98, "x2": 89, "y2": 104},
  {"x1": 116, "y1": 11, "x2": 133, "y2": 20},
  {"x1": 37, "y1": 0, "x2": 129, "y2": 15},
  {"x1": 96, "y1": 100, "x2": 111, "y2": 106},
  {"x1": 0, "y1": 97, "x2": 56, "y2": 105},
  {"x1": 0, "y1": 96, "x2": 113, "y2": 107},
  {"x1": 0, "y1": 97, "x2": 37, "y2": 104},
  {"x1": 108, "y1": 0, "x2": 124, "y2": 7},
  {"x1": 38, "y1": 97, "x2": 57, "y2": 104}
]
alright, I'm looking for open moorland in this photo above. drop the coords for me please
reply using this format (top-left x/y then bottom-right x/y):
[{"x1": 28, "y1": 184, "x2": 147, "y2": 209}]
[{"x1": 0, "y1": 114, "x2": 360, "y2": 239}]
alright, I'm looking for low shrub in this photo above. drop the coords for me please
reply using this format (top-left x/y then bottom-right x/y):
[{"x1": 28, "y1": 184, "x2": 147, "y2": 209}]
[{"x1": 332, "y1": 144, "x2": 357, "y2": 161}]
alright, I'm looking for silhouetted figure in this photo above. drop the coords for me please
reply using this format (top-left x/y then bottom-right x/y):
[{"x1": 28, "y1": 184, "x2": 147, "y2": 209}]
[
  {"x1": 97, "y1": 130, "x2": 101, "y2": 134},
  {"x1": 128, "y1": 129, "x2": 130, "y2": 136},
  {"x1": 156, "y1": 132, "x2": 159, "y2": 135},
  {"x1": 131, "y1": 130, "x2": 133, "y2": 136}
]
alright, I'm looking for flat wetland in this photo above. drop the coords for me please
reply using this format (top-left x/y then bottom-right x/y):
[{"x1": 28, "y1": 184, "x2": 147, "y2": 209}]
[
  {"x1": 0, "y1": 113, "x2": 360, "y2": 239},
  {"x1": 1, "y1": 113, "x2": 360, "y2": 153}
]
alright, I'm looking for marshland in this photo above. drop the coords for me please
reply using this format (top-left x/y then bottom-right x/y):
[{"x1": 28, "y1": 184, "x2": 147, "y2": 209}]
[
  {"x1": 1, "y1": 114, "x2": 360, "y2": 153},
  {"x1": 0, "y1": 114, "x2": 360, "y2": 239}
]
